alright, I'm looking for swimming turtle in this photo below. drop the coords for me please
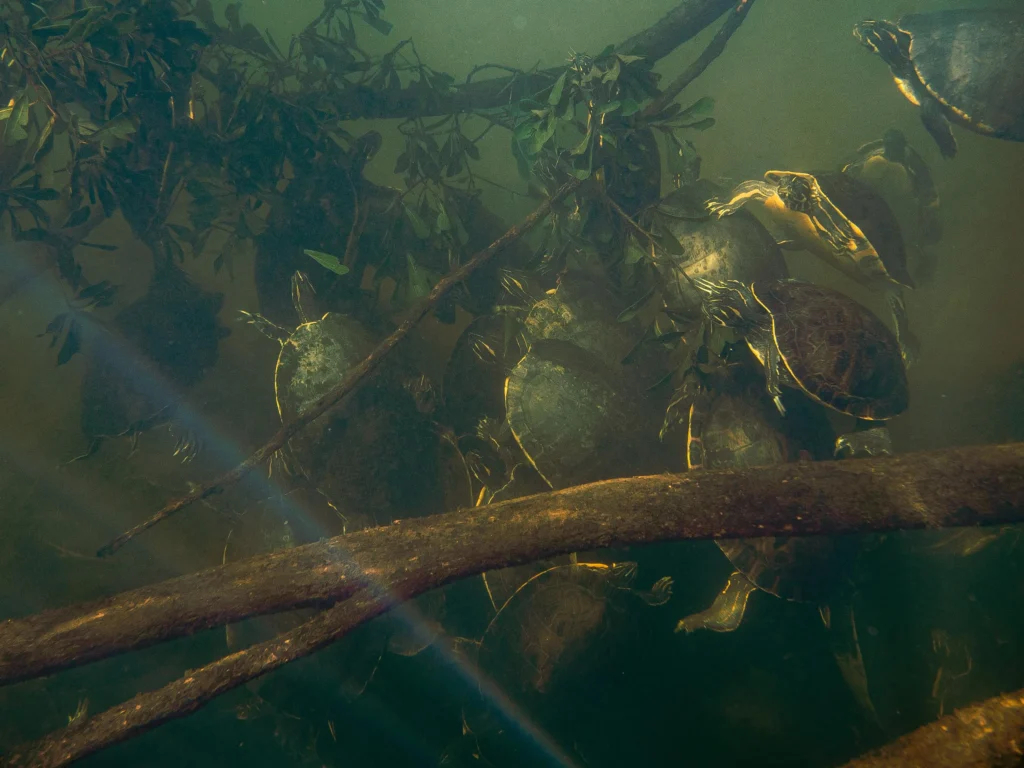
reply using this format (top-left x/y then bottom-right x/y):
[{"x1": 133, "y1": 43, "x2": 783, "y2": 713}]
[
  {"x1": 478, "y1": 560, "x2": 673, "y2": 698},
  {"x1": 854, "y1": 10, "x2": 1024, "y2": 158},
  {"x1": 842, "y1": 129, "x2": 941, "y2": 247},
  {"x1": 504, "y1": 338, "x2": 667, "y2": 490},
  {"x1": 77, "y1": 261, "x2": 228, "y2": 461},
  {"x1": 243, "y1": 270, "x2": 445, "y2": 526},
  {"x1": 694, "y1": 278, "x2": 909, "y2": 429},
  {"x1": 649, "y1": 179, "x2": 789, "y2": 323},
  {"x1": 706, "y1": 169, "x2": 918, "y2": 362}
]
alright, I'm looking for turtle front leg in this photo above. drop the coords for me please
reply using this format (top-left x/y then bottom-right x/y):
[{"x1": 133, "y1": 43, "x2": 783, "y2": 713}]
[
  {"x1": 919, "y1": 97, "x2": 957, "y2": 159},
  {"x1": 675, "y1": 571, "x2": 757, "y2": 634},
  {"x1": 637, "y1": 575, "x2": 675, "y2": 607},
  {"x1": 705, "y1": 180, "x2": 779, "y2": 218},
  {"x1": 748, "y1": 331, "x2": 786, "y2": 416},
  {"x1": 887, "y1": 290, "x2": 920, "y2": 366},
  {"x1": 835, "y1": 422, "x2": 893, "y2": 458}
]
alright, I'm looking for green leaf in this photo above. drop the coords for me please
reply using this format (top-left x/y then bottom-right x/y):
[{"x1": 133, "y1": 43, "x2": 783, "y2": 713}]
[
  {"x1": 548, "y1": 72, "x2": 567, "y2": 106},
  {"x1": 619, "y1": 98, "x2": 642, "y2": 117},
  {"x1": 63, "y1": 205, "x2": 91, "y2": 229},
  {"x1": 624, "y1": 237, "x2": 647, "y2": 265},
  {"x1": 402, "y1": 202, "x2": 431, "y2": 239},
  {"x1": 615, "y1": 54, "x2": 645, "y2": 64},
  {"x1": 528, "y1": 114, "x2": 556, "y2": 155},
  {"x1": 569, "y1": 127, "x2": 591, "y2": 156},
  {"x1": 303, "y1": 249, "x2": 350, "y2": 275},
  {"x1": 87, "y1": 115, "x2": 137, "y2": 148},
  {"x1": 405, "y1": 253, "x2": 432, "y2": 299},
  {"x1": 678, "y1": 117, "x2": 715, "y2": 132},
  {"x1": 677, "y1": 96, "x2": 715, "y2": 121},
  {"x1": 513, "y1": 120, "x2": 535, "y2": 141},
  {"x1": 570, "y1": 166, "x2": 592, "y2": 180},
  {"x1": 599, "y1": 100, "x2": 621, "y2": 115},
  {"x1": 2, "y1": 93, "x2": 29, "y2": 146}
]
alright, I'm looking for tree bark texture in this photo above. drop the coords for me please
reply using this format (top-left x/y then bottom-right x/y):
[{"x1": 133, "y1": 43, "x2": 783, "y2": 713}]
[
  {"x1": 840, "y1": 687, "x2": 1024, "y2": 768},
  {"x1": 3, "y1": 442, "x2": 1022, "y2": 687},
  {"x1": 1, "y1": 442, "x2": 1023, "y2": 767}
]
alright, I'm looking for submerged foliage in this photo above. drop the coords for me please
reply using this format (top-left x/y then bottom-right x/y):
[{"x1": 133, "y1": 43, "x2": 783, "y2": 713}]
[{"x1": 0, "y1": 0, "x2": 715, "y2": 366}]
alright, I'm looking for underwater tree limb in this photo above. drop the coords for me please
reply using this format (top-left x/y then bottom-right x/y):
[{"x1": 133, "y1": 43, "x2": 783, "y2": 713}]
[
  {"x1": 334, "y1": 0, "x2": 737, "y2": 119},
  {"x1": 95, "y1": 178, "x2": 582, "y2": 558},
  {"x1": 642, "y1": 0, "x2": 758, "y2": 119},
  {"x1": 840, "y1": 687, "x2": 1024, "y2": 767},
  {"x1": 4, "y1": 442, "x2": 1023, "y2": 686},
  {"x1": 2, "y1": 442, "x2": 1023, "y2": 767}
]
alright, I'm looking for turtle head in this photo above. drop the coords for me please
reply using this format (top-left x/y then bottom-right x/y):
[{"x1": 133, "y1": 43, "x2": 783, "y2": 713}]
[
  {"x1": 766, "y1": 171, "x2": 815, "y2": 215},
  {"x1": 608, "y1": 561, "x2": 638, "y2": 587},
  {"x1": 692, "y1": 278, "x2": 763, "y2": 332},
  {"x1": 853, "y1": 20, "x2": 910, "y2": 70}
]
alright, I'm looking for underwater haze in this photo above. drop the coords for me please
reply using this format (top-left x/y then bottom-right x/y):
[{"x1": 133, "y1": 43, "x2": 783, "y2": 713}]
[{"x1": 0, "y1": 0, "x2": 1022, "y2": 766}]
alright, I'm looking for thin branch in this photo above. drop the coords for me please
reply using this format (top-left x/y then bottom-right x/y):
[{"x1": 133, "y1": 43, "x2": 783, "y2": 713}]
[
  {"x1": 642, "y1": 0, "x2": 757, "y2": 119},
  {"x1": 96, "y1": 178, "x2": 581, "y2": 557}
]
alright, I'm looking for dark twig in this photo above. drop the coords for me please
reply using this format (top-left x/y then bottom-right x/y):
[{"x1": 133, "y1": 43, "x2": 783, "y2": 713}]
[
  {"x1": 642, "y1": 0, "x2": 757, "y2": 119},
  {"x1": 96, "y1": 178, "x2": 581, "y2": 557}
]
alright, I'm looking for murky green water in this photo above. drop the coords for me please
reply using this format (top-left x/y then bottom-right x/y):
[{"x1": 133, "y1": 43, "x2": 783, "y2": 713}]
[{"x1": 1, "y1": 0, "x2": 1022, "y2": 765}]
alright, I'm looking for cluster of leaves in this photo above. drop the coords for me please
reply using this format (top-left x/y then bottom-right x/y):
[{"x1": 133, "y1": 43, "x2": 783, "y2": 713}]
[{"x1": 0, "y1": 0, "x2": 723, "y2": 372}]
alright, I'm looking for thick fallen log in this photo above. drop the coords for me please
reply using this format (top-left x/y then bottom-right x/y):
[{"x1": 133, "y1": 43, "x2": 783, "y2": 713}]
[
  {"x1": 840, "y1": 687, "x2": 1024, "y2": 767},
  {"x1": 3, "y1": 443, "x2": 1023, "y2": 687},
  {"x1": 2, "y1": 442, "x2": 1023, "y2": 768}
]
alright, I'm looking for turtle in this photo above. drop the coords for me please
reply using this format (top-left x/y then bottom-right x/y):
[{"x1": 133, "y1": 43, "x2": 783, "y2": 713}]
[
  {"x1": 674, "y1": 356, "x2": 842, "y2": 634},
  {"x1": 76, "y1": 261, "x2": 229, "y2": 461},
  {"x1": 854, "y1": 10, "x2": 1024, "y2": 159},
  {"x1": 672, "y1": 356, "x2": 880, "y2": 723},
  {"x1": 477, "y1": 560, "x2": 673, "y2": 698},
  {"x1": 504, "y1": 338, "x2": 668, "y2": 490},
  {"x1": 706, "y1": 169, "x2": 918, "y2": 363},
  {"x1": 841, "y1": 129, "x2": 942, "y2": 285},
  {"x1": 243, "y1": 270, "x2": 445, "y2": 526},
  {"x1": 521, "y1": 270, "x2": 651, "y2": 372},
  {"x1": 693, "y1": 278, "x2": 910, "y2": 432},
  {"x1": 649, "y1": 179, "x2": 789, "y2": 324}
]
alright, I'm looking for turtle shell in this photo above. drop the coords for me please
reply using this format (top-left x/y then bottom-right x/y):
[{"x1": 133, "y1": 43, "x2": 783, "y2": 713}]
[
  {"x1": 811, "y1": 171, "x2": 914, "y2": 289},
  {"x1": 655, "y1": 181, "x2": 788, "y2": 318},
  {"x1": 522, "y1": 271, "x2": 644, "y2": 370},
  {"x1": 688, "y1": 379, "x2": 839, "y2": 603},
  {"x1": 901, "y1": 10, "x2": 1024, "y2": 141},
  {"x1": 505, "y1": 338, "x2": 665, "y2": 489},
  {"x1": 753, "y1": 280, "x2": 909, "y2": 420},
  {"x1": 275, "y1": 311, "x2": 445, "y2": 523},
  {"x1": 477, "y1": 562, "x2": 635, "y2": 696}
]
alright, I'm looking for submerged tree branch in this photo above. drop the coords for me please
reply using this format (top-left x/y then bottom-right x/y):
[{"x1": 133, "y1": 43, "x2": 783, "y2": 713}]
[
  {"x1": 2, "y1": 442, "x2": 1023, "y2": 767},
  {"x1": 642, "y1": 0, "x2": 757, "y2": 119},
  {"x1": 332, "y1": 0, "x2": 738, "y2": 119},
  {"x1": 841, "y1": 687, "x2": 1024, "y2": 767},
  {"x1": 95, "y1": 178, "x2": 581, "y2": 557},
  {"x1": 4, "y1": 443, "x2": 1023, "y2": 685}
]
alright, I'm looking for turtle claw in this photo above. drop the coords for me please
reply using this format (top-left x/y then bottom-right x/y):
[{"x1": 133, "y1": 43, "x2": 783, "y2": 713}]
[
  {"x1": 642, "y1": 575, "x2": 674, "y2": 606},
  {"x1": 834, "y1": 427, "x2": 893, "y2": 458},
  {"x1": 675, "y1": 571, "x2": 757, "y2": 634}
]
